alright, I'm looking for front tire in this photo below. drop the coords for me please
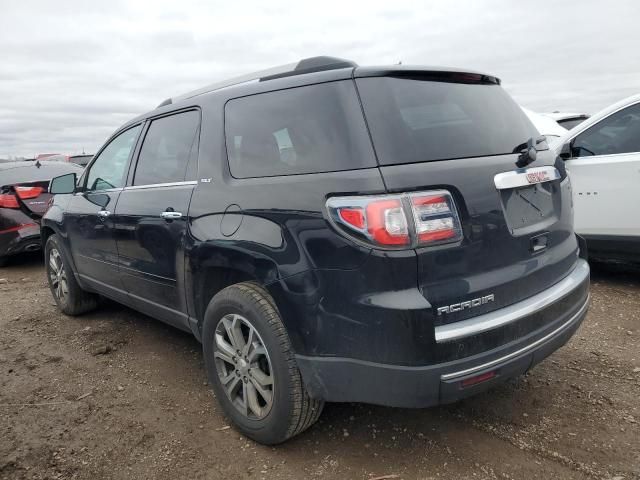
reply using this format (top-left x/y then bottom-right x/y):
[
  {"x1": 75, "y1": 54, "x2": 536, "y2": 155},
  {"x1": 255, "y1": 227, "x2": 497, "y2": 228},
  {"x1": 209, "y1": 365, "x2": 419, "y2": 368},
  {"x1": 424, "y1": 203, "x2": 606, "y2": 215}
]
[
  {"x1": 45, "y1": 234, "x2": 98, "y2": 315},
  {"x1": 203, "y1": 281, "x2": 323, "y2": 444}
]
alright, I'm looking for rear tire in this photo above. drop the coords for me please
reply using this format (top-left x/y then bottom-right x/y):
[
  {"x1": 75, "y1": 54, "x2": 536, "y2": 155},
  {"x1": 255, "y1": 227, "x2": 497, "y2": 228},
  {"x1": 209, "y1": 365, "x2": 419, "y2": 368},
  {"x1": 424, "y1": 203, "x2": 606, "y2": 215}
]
[
  {"x1": 203, "y1": 281, "x2": 323, "y2": 444},
  {"x1": 45, "y1": 234, "x2": 98, "y2": 315}
]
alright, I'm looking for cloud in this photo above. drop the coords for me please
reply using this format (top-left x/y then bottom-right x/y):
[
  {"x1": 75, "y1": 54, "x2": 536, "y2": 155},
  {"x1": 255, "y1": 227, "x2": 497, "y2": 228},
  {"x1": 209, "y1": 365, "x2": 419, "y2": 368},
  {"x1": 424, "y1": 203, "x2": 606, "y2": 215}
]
[{"x1": 1, "y1": 0, "x2": 639, "y2": 156}]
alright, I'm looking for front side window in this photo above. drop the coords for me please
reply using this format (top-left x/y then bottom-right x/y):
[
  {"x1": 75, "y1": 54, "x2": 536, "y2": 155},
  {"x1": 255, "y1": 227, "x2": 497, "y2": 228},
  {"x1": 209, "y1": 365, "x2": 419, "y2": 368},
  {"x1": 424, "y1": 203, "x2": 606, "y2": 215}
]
[
  {"x1": 225, "y1": 81, "x2": 376, "y2": 178},
  {"x1": 133, "y1": 110, "x2": 200, "y2": 186},
  {"x1": 86, "y1": 125, "x2": 141, "y2": 191},
  {"x1": 572, "y1": 103, "x2": 640, "y2": 157}
]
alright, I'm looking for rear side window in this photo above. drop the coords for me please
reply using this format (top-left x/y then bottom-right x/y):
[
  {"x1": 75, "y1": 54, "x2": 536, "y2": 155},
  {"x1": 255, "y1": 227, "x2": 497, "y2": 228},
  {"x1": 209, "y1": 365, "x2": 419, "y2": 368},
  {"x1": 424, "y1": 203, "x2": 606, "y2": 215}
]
[
  {"x1": 134, "y1": 110, "x2": 200, "y2": 186},
  {"x1": 356, "y1": 76, "x2": 538, "y2": 165},
  {"x1": 225, "y1": 81, "x2": 376, "y2": 178}
]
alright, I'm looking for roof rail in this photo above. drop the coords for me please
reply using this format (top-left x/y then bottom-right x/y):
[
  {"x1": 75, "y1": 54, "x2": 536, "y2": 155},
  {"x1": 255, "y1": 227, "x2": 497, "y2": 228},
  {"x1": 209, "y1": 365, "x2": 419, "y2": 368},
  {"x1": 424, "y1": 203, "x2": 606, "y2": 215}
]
[{"x1": 158, "y1": 56, "x2": 356, "y2": 107}]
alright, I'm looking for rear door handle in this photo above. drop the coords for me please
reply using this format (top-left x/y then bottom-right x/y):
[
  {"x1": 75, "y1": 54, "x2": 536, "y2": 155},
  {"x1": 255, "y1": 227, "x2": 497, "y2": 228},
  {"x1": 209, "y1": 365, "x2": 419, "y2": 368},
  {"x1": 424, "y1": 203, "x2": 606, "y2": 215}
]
[
  {"x1": 160, "y1": 211, "x2": 183, "y2": 220},
  {"x1": 97, "y1": 210, "x2": 111, "y2": 219}
]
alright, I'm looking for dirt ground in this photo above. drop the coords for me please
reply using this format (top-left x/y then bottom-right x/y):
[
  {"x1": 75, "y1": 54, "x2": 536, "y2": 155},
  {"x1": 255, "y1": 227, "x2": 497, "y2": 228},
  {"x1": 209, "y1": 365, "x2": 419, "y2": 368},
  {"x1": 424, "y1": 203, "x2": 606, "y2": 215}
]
[{"x1": 1, "y1": 254, "x2": 638, "y2": 480}]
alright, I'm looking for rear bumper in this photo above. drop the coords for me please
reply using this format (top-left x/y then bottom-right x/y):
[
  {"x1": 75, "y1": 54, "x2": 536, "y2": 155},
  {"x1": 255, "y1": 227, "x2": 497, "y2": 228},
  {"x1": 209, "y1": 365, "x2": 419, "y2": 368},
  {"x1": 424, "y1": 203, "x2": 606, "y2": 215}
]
[
  {"x1": 296, "y1": 260, "x2": 590, "y2": 407},
  {"x1": 0, "y1": 224, "x2": 41, "y2": 258}
]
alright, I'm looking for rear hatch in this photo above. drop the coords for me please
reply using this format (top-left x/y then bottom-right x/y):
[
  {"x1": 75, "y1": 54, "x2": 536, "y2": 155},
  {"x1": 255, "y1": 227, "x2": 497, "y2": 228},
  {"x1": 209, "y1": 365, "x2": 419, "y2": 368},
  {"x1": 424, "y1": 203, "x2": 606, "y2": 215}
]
[{"x1": 355, "y1": 71, "x2": 580, "y2": 327}]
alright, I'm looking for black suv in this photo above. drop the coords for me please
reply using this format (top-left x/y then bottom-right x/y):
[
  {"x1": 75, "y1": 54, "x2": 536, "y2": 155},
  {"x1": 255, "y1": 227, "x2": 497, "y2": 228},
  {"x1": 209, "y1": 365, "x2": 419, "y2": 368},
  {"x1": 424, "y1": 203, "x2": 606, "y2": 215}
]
[{"x1": 43, "y1": 57, "x2": 590, "y2": 444}]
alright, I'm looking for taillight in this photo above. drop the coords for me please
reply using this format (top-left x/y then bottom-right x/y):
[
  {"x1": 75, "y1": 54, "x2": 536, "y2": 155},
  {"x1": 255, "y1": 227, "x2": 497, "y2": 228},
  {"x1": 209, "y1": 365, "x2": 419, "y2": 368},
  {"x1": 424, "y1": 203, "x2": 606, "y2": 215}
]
[
  {"x1": 366, "y1": 198, "x2": 409, "y2": 246},
  {"x1": 410, "y1": 191, "x2": 461, "y2": 244},
  {"x1": 327, "y1": 189, "x2": 462, "y2": 248},
  {"x1": 0, "y1": 193, "x2": 19, "y2": 209},
  {"x1": 0, "y1": 186, "x2": 44, "y2": 209},
  {"x1": 15, "y1": 186, "x2": 44, "y2": 199}
]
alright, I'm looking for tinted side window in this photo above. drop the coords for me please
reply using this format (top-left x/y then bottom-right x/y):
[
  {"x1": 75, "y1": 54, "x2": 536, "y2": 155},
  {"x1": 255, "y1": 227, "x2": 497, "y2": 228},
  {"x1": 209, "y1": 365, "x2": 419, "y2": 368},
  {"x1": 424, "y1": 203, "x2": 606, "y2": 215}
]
[
  {"x1": 134, "y1": 110, "x2": 200, "y2": 186},
  {"x1": 225, "y1": 81, "x2": 375, "y2": 178},
  {"x1": 573, "y1": 103, "x2": 640, "y2": 157},
  {"x1": 86, "y1": 125, "x2": 141, "y2": 191}
]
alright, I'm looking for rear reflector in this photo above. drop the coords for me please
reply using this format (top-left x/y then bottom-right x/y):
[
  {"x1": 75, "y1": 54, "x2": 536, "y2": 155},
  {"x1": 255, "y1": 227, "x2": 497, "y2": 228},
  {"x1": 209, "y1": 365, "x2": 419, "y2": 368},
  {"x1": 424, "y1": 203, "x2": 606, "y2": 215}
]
[
  {"x1": 461, "y1": 371, "x2": 496, "y2": 388},
  {"x1": 338, "y1": 207, "x2": 365, "y2": 230},
  {"x1": 326, "y1": 189, "x2": 462, "y2": 249}
]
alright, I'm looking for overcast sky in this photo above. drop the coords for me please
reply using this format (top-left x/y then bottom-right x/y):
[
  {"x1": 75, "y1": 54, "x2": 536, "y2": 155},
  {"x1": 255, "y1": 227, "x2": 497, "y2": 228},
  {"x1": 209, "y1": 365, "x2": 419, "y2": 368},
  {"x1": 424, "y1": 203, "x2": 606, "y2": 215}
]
[{"x1": 1, "y1": 0, "x2": 639, "y2": 157}]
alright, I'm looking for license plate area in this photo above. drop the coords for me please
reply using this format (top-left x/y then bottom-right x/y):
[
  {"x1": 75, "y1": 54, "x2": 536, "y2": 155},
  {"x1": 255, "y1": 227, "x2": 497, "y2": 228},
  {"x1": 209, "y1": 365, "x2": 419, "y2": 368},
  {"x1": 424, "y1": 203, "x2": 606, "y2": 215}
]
[{"x1": 500, "y1": 182, "x2": 559, "y2": 236}]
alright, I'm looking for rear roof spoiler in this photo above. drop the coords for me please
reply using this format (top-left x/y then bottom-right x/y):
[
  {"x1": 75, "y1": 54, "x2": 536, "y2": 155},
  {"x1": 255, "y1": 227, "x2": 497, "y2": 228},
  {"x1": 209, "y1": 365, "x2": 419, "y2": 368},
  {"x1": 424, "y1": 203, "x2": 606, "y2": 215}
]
[{"x1": 354, "y1": 66, "x2": 500, "y2": 85}]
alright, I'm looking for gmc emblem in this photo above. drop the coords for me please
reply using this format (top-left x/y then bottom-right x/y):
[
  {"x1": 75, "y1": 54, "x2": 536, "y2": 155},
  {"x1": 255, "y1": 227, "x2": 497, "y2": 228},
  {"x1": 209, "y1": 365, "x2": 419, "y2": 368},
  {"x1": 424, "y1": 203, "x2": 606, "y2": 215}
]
[{"x1": 525, "y1": 171, "x2": 550, "y2": 184}]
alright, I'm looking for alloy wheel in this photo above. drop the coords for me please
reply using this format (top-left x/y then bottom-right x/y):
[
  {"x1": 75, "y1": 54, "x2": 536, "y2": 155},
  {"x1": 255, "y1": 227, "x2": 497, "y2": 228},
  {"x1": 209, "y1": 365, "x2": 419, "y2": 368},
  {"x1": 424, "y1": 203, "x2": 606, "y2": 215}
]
[
  {"x1": 213, "y1": 313, "x2": 274, "y2": 420},
  {"x1": 48, "y1": 248, "x2": 68, "y2": 302}
]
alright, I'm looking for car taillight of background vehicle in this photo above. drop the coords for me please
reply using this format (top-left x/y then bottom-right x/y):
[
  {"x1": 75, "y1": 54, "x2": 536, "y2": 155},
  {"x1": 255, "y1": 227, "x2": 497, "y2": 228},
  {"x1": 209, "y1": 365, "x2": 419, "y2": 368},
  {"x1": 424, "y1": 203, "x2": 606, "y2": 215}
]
[
  {"x1": 326, "y1": 189, "x2": 463, "y2": 248},
  {"x1": 0, "y1": 186, "x2": 44, "y2": 209}
]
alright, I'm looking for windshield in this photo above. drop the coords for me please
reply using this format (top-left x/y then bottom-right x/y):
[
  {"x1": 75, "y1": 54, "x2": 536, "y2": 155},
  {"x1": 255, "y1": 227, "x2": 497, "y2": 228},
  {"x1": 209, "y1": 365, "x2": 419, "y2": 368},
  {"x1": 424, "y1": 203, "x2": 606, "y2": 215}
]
[{"x1": 356, "y1": 76, "x2": 538, "y2": 165}]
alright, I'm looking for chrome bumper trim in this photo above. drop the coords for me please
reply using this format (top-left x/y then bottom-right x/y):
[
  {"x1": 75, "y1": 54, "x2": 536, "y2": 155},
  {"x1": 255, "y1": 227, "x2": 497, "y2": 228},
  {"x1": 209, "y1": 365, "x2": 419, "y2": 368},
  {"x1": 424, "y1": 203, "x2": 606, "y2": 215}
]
[
  {"x1": 435, "y1": 259, "x2": 590, "y2": 343},
  {"x1": 440, "y1": 295, "x2": 589, "y2": 381}
]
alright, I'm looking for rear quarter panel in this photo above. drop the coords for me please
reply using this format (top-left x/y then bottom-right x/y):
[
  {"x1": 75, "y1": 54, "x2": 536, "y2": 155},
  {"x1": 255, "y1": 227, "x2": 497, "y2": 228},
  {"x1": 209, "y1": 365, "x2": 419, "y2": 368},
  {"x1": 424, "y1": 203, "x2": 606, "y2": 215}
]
[{"x1": 185, "y1": 94, "x2": 387, "y2": 348}]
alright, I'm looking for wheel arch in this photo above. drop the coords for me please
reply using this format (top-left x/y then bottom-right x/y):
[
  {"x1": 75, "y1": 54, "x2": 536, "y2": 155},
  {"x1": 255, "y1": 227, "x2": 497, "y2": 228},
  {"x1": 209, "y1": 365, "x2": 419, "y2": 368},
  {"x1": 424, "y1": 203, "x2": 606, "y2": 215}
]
[
  {"x1": 40, "y1": 221, "x2": 83, "y2": 287},
  {"x1": 190, "y1": 263, "x2": 306, "y2": 356},
  {"x1": 40, "y1": 225, "x2": 56, "y2": 247},
  {"x1": 194, "y1": 266, "x2": 257, "y2": 327}
]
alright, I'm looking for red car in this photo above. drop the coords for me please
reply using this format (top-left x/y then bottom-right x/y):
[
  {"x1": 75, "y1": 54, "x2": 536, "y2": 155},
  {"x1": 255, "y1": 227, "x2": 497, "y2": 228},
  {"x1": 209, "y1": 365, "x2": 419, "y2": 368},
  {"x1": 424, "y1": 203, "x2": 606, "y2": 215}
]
[{"x1": 0, "y1": 161, "x2": 83, "y2": 266}]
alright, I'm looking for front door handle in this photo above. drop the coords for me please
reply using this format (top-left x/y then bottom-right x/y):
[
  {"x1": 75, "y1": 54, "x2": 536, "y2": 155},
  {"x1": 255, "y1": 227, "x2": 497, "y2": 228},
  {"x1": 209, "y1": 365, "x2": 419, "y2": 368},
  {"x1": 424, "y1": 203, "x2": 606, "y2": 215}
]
[
  {"x1": 160, "y1": 211, "x2": 183, "y2": 220},
  {"x1": 97, "y1": 210, "x2": 111, "y2": 219}
]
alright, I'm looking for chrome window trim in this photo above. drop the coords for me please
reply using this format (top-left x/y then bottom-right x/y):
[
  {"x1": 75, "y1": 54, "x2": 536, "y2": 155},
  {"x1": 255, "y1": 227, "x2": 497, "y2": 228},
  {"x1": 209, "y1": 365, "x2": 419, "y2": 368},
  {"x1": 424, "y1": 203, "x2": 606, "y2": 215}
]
[
  {"x1": 74, "y1": 187, "x2": 123, "y2": 195},
  {"x1": 435, "y1": 259, "x2": 589, "y2": 343},
  {"x1": 124, "y1": 180, "x2": 197, "y2": 191},
  {"x1": 493, "y1": 166, "x2": 561, "y2": 190},
  {"x1": 440, "y1": 296, "x2": 589, "y2": 381}
]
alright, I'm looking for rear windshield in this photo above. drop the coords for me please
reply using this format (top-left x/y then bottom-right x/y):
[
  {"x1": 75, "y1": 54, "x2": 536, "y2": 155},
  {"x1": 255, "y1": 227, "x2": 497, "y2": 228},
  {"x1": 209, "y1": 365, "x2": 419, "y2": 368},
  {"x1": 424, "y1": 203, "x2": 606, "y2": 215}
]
[
  {"x1": 558, "y1": 117, "x2": 588, "y2": 130},
  {"x1": 356, "y1": 76, "x2": 538, "y2": 165},
  {"x1": 225, "y1": 80, "x2": 376, "y2": 178}
]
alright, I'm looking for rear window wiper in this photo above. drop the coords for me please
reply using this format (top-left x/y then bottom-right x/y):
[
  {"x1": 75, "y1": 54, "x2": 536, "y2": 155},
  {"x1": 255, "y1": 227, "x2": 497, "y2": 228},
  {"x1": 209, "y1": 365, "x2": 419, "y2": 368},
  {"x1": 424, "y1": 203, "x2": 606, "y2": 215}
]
[{"x1": 513, "y1": 136, "x2": 549, "y2": 168}]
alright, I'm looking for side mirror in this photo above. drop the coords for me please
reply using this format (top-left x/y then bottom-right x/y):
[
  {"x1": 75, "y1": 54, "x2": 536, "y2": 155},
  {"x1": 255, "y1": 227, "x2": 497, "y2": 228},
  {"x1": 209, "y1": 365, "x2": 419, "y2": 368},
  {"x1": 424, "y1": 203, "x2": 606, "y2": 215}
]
[
  {"x1": 49, "y1": 173, "x2": 77, "y2": 194},
  {"x1": 558, "y1": 141, "x2": 572, "y2": 160}
]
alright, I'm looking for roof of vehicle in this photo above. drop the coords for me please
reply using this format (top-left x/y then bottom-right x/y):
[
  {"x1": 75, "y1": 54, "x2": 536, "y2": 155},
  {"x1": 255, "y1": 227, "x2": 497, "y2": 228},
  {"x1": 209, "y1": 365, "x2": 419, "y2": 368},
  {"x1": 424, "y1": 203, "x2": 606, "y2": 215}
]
[
  {"x1": 118, "y1": 56, "x2": 501, "y2": 138},
  {"x1": 158, "y1": 57, "x2": 500, "y2": 107},
  {"x1": 554, "y1": 93, "x2": 640, "y2": 148}
]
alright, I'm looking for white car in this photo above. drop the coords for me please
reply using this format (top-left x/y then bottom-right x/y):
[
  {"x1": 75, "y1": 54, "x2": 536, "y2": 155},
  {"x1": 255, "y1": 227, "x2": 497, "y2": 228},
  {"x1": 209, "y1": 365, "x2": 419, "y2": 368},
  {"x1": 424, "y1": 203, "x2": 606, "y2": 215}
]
[
  {"x1": 521, "y1": 107, "x2": 567, "y2": 145},
  {"x1": 555, "y1": 94, "x2": 640, "y2": 263}
]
